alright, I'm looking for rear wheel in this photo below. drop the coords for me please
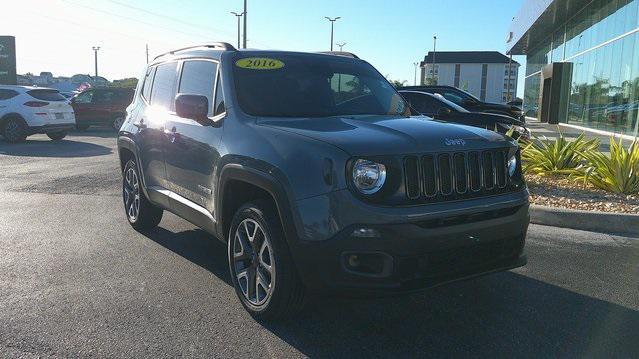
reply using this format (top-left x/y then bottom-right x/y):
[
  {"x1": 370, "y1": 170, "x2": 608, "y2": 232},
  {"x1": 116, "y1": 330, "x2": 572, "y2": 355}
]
[
  {"x1": 2, "y1": 117, "x2": 27, "y2": 143},
  {"x1": 47, "y1": 132, "x2": 67, "y2": 141},
  {"x1": 122, "y1": 159, "x2": 163, "y2": 230},
  {"x1": 228, "y1": 201, "x2": 306, "y2": 320}
]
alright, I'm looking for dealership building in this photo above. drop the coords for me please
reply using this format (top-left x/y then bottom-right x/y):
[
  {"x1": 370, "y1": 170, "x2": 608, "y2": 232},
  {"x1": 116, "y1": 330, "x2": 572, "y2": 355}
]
[
  {"x1": 508, "y1": 0, "x2": 639, "y2": 137},
  {"x1": 421, "y1": 51, "x2": 519, "y2": 104}
]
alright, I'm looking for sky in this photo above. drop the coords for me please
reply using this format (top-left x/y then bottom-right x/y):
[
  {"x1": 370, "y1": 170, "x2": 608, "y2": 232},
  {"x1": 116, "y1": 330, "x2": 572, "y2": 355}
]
[{"x1": 1, "y1": 0, "x2": 527, "y2": 96}]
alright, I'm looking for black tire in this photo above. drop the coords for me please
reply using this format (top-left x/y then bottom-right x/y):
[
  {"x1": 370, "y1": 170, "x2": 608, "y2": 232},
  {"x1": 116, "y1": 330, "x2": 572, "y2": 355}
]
[
  {"x1": 122, "y1": 159, "x2": 163, "y2": 230},
  {"x1": 76, "y1": 124, "x2": 90, "y2": 131},
  {"x1": 2, "y1": 117, "x2": 27, "y2": 143},
  {"x1": 47, "y1": 132, "x2": 67, "y2": 141},
  {"x1": 228, "y1": 201, "x2": 306, "y2": 321}
]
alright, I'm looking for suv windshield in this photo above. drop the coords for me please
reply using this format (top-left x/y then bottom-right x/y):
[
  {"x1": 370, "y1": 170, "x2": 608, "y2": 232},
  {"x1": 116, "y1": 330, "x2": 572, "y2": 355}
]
[{"x1": 232, "y1": 53, "x2": 408, "y2": 118}]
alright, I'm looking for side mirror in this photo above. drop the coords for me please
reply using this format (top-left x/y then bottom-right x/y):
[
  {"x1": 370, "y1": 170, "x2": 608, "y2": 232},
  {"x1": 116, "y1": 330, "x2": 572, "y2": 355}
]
[
  {"x1": 437, "y1": 107, "x2": 452, "y2": 117},
  {"x1": 175, "y1": 94, "x2": 209, "y2": 122}
]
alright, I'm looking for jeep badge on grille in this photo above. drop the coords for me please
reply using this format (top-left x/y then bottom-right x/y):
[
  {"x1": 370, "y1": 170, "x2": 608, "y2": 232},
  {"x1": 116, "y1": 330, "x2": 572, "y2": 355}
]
[{"x1": 444, "y1": 138, "x2": 466, "y2": 146}]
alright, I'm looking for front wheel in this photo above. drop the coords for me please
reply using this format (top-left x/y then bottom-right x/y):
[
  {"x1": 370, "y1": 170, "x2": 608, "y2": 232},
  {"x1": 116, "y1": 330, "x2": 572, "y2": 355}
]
[
  {"x1": 228, "y1": 201, "x2": 306, "y2": 320},
  {"x1": 47, "y1": 132, "x2": 67, "y2": 141},
  {"x1": 122, "y1": 159, "x2": 163, "y2": 230}
]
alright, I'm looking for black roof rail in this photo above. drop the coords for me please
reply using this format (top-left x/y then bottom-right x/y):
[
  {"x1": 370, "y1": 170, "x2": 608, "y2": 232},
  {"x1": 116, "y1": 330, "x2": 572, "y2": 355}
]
[
  {"x1": 316, "y1": 51, "x2": 360, "y2": 59},
  {"x1": 153, "y1": 42, "x2": 236, "y2": 61}
]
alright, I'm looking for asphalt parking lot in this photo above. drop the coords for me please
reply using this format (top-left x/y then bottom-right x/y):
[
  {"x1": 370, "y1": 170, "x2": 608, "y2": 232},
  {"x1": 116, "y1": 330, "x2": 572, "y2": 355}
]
[{"x1": 0, "y1": 130, "x2": 638, "y2": 358}]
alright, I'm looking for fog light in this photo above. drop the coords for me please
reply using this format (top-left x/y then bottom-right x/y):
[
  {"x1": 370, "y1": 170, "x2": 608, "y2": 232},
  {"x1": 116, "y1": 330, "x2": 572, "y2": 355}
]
[
  {"x1": 342, "y1": 252, "x2": 391, "y2": 276},
  {"x1": 348, "y1": 255, "x2": 360, "y2": 267},
  {"x1": 352, "y1": 228, "x2": 381, "y2": 238}
]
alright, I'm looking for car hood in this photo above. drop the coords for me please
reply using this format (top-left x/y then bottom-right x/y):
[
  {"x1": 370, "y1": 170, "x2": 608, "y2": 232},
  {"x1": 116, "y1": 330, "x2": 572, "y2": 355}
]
[
  {"x1": 458, "y1": 112, "x2": 526, "y2": 127},
  {"x1": 258, "y1": 115, "x2": 512, "y2": 156},
  {"x1": 481, "y1": 102, "x2": 522, "y2": 113}
]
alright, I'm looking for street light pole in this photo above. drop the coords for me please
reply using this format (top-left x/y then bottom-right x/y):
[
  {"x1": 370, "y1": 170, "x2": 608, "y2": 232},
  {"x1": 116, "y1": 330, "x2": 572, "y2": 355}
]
[
  {"x1": 432, "y1": 35, "x2": 437, "y2": 84},
  {"x1": 413, "y1": 62, "x2": 419, "y2": 86},
  {"x1": 92, "y1": 46, "x2": 100, "y2": 77},
  {"x1": 242, "y1": 0, "x2": 247, "y2": 49},
  {"x1": 231, "y1": 11, "x2": 244, "y2": 49},
  {"x1": 324, "y1": 17, "x2": 340, "y2": 51},
  {"x1": 336, "y1": 42, "x2": 346, "y2": 51}
]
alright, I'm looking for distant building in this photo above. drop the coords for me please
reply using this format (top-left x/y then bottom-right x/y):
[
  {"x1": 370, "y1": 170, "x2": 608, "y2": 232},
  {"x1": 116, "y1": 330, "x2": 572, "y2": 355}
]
[
  {"x1": 420, "y1": 51, "x2": 519, "y2": 104},
  {"x1": 508, "y1": 0, "x2": 639, "y2": 138}
]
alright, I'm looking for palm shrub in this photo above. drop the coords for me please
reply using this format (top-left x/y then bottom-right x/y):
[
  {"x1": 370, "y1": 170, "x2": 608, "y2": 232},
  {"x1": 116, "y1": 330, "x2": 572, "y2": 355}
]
[
  {"x1": 572, "y1": 137, "x2": 639, "y2": 194},
  {"x1": 521, "y1": 132, "x2": 600, "y2": 175}
]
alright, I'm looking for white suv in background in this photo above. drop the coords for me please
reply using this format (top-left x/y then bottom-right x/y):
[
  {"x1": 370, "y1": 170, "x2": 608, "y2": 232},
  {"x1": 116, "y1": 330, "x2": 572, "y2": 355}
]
[{"x1": 0, "y1": 86, "x2": 76, "y2": 143}]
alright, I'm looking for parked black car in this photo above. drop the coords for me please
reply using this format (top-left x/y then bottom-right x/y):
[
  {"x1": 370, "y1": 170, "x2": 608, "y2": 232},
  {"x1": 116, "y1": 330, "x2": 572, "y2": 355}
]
[
  {"x1": 399, "y1": 90, "x2": 530, "y2": 140},
  {"x1": 71, "y1": 88, "x2": 134, "y2": 130},
  {"x1": 400, "y1": 85, "x2": 525, "y2": 122},
  {"x1": 118, "y1": 44, "x2": 529, "y2": 320}
]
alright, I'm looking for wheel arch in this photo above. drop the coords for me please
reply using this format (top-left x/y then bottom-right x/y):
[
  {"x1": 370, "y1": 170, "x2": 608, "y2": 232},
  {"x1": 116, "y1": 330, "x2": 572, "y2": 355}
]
[
  {"x1": 0, "y1": 112, "x2": 27, "y2": 128},
  {"x1": 217, "y1": 164, "x2": 300, "y2": 247}
]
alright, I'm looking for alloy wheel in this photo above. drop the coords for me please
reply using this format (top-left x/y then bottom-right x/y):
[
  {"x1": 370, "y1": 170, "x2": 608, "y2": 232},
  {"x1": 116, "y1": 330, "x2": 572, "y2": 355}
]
[
  {"x1": 123, "y1": 166, "x2": 140, "y2": 221},
  {"x1": 232, "y1": 218, "x2": 275, "y2": 306}
]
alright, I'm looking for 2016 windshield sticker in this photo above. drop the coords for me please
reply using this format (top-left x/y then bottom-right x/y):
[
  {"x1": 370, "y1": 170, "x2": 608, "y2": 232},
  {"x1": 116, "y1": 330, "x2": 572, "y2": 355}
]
[{"x1": 235, "y1": 58, "x2": 285, "y2": 70}]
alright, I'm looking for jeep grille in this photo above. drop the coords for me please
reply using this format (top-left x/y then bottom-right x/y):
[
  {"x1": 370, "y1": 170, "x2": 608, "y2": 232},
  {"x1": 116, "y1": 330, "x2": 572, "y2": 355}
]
[{"x1": 403, "y1": 148, "x2": 516, "y2": 202}]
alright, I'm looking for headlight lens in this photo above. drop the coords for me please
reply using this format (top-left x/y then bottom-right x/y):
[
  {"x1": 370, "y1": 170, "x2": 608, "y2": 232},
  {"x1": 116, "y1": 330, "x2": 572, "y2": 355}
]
[
  {"x1": 352, "y1": 159, "x2": 386, "y2": 194},
  {"x1": 507, "y1": 154, "x2": 517, "y2": 177}
]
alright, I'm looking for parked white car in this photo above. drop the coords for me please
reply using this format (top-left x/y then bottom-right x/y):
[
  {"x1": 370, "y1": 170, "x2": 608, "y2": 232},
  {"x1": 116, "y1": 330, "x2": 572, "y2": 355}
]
[{"x1": 0, "y1": 86, "x2": 76, "y2": 142}]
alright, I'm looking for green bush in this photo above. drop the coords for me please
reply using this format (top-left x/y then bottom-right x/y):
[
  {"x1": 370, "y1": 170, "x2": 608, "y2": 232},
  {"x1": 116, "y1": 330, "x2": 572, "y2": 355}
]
[
  {"x1": 572, "y1": 137, "x2": 639, "y2": 194},
  {"x1": 521, "y1": 132, "x2": 600, "y2": 176}
]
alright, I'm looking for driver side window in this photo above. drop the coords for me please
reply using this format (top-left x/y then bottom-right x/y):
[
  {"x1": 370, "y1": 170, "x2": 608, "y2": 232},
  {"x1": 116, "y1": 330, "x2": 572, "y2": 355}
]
[
  {"x1": 440, "y1": 91, "x2": 463, "y2": 105},
  {"x1": 330, "y1": 73, "x2": 372, "y2": 104}
]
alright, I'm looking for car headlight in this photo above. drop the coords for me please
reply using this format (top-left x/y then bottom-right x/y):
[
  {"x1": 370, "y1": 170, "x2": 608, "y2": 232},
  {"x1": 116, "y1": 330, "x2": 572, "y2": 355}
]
[
  {"x1": 507, "y1": 154, "x2": 517, "y2": 177},
  {"x1": 352, "y1": 159, "x2": 386, "y2": 194}
]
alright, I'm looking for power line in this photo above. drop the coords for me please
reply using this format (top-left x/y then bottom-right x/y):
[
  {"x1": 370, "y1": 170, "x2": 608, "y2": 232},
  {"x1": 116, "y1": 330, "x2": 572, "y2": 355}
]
[
  {"x1": 61, "y1": 0, "x2": 217, "y2": 42},
  {"x1": 105, "y1": 0, "x2": 235, "y2": 38}
]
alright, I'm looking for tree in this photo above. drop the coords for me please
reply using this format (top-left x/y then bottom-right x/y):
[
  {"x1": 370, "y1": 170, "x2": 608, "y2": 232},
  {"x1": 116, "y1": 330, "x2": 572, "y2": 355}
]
[
  {"x1": 388, "y1": 79, "x2": 407, "y2": 88},
  {"x1": 110, "y1": 78, "x2": 138, "y2": 88}
]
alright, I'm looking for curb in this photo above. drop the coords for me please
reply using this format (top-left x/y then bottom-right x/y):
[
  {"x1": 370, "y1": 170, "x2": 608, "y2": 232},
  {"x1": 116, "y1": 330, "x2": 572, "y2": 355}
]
[{"x1": 529, "y1": 204, "x2": 639, "y2": 237}]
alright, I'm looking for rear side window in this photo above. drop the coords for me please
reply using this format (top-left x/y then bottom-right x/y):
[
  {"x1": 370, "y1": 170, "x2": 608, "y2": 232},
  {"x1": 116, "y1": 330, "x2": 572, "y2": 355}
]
[
  {"x1": 142, "y1": 67, "x2": 155, "y2": 101},
  {"x1": 178, "y1": 60, "x2": 217, "y2": 116},
  {"x1": 27, "y1": 89, "x2": 66, "y2": 102},
  {"x1": 150, "y1": 62, "x2": 178, "y2": 110},
  {"x1": 0, "y1": 89, "x2": 19, "y2": 100}
]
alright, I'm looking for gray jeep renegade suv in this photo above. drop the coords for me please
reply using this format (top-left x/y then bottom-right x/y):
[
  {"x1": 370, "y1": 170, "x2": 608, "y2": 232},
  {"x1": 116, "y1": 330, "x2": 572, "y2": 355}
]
[{"x1": 117, "y1": 43, "x2": 529, "y2": 320}]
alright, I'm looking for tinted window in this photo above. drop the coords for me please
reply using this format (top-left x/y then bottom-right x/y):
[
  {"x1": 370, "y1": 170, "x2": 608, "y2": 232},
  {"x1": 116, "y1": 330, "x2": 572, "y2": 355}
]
[
  {"x1": 93, "y1": 90, "x2": 116, "y2": 103},
  {"x1": 27, "y1": 89, "x2": 66, "y2": 101},
  {"x1": 179, "y1": 60, "x2": 217, "y2": 116},
  {"x1": 74, "y1": 91, "x2": 93, "y2": 104},
  {"x1": 142, "y1": 67, "x2": 155, "y2": 100},
  {"x1": 402, "y1": 92, "x2": 441, "y2": 114},
  {"x1": 0, "y1": 89, "x2": 18, "y2": 100},
  {"x1": 233, "y1": 53, "x2": 408, "y2": 118},
  {"x1": 213, "y1": 72, "x2": 225, "y2": 116},
  {"x1": 150, "y1": 62, "x2": 178, "y2": 110},
  {"x1": 439, "y1": 91, "x2": 465, "y2": 105}
]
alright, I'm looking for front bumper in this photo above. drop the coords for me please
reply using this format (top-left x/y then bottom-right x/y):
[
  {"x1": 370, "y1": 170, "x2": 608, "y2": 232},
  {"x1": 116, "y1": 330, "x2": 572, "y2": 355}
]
[
  {"x1": 27, "y1": 123, "x2": 76, "y2": 135},
  {"x1": 290, "y1": 189, "x2": 529, "y2": 294}
]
